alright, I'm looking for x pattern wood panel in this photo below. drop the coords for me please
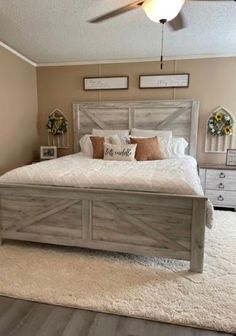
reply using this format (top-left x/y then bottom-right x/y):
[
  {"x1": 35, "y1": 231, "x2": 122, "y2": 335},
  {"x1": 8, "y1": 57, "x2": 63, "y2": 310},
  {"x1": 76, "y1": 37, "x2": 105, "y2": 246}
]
[
  {"x1": 73, "y1": 100, "x2": 199, "y2": 157},
  {"x1": 93, "y1": 201, "x2": 191, "y2": 251}
]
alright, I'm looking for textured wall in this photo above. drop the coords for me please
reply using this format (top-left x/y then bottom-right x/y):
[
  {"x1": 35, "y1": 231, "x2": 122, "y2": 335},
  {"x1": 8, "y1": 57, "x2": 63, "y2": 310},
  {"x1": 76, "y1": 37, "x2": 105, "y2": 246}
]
[
  {"x1": 0, "y1": 46, "x2": 38, "y2": 175},
  {"x1": 37, "y1": 57, "x2": 236, "y2": 164}
]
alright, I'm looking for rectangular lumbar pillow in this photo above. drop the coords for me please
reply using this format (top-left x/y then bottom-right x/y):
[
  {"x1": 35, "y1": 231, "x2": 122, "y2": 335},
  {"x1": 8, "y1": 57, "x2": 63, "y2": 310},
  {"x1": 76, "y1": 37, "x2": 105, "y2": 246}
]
[
  {"x1": 130, "y1": 137, "x2": 163, "y2": 161},
  {"x1": 103, "y1": 143, "x2": 137, "y2": 161}
]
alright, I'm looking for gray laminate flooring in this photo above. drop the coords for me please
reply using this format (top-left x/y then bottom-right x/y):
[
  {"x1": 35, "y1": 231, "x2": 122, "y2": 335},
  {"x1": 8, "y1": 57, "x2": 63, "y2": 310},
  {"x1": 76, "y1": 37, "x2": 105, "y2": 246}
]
[{"x1": 0, "y1": 296, "x2": 234, "y2": 336}]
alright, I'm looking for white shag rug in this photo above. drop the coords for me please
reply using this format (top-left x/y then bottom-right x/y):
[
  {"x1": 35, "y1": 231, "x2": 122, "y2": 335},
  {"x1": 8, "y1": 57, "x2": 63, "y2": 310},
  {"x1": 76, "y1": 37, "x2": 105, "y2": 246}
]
[{"x1": 0, "y1": 210, "x2": 235, "y2": 333}]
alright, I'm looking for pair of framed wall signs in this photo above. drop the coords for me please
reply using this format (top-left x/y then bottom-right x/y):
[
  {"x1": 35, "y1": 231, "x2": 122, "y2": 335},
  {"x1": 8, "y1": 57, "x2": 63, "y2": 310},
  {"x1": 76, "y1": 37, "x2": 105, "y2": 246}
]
[{"x1": 83, "y1": 73, "x2": 189, "y2": 91}]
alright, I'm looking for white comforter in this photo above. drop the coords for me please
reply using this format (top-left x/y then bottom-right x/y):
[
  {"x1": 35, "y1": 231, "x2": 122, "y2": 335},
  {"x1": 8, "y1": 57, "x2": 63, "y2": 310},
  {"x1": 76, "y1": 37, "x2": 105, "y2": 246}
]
[
  {"x1": 0, "y1": 153, "x2": 213, "y2": 227},
  {"x1": 0, "y1": 153, "x2": 202, "y2": 193}
]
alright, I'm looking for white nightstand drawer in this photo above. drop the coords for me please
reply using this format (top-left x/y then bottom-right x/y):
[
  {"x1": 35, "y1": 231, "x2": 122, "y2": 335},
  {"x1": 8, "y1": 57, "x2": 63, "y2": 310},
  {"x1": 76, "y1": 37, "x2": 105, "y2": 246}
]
[
  {"x1": 206, "y1": 179, "x2": 236, "y2": 191},
  {"x1": 206, "y1": 169, "x2": 236, "y2": 181},
  {"x1": 205, "y1": 190, "x2": 236, "y2": 207},
  {"x1": 206, "y1": 169, "x2": 236, "y2": 191},
  {"x1": 200, "y1": 164, "x2": 236, "y2": 208}
]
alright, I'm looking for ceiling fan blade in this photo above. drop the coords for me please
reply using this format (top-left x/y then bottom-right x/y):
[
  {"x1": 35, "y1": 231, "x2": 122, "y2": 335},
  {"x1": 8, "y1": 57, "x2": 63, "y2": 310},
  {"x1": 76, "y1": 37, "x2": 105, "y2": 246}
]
[
  {"x1": 88, "y1": 1, "x2": 144, "y2": 23},
  {"x1": 168, "y1": 12, "x2": 186, "y2": 31}
]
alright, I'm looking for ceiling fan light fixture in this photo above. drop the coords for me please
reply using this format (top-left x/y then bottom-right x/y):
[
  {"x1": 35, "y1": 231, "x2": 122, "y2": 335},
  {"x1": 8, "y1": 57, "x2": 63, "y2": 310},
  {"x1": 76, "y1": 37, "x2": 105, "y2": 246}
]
[{"x1": 143, "y1": 0, "x2": 185, "y2": 23}]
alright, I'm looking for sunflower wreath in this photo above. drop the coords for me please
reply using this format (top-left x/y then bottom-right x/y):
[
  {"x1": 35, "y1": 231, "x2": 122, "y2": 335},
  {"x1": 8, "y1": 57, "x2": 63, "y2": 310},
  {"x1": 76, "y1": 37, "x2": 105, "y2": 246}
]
[
  {"x1": 208, "y1": 111, "x2": 233, "y2": 136},
  {"x1": 47, "y1": 111, "x2": 68, "y2": 136}
]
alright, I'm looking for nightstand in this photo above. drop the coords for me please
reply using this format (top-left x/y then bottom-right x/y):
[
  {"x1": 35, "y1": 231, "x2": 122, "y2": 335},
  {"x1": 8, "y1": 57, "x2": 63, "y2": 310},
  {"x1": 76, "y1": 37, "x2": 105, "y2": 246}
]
[{"x1": 199, "y1": 163, "x2": 236, "y2": 209}]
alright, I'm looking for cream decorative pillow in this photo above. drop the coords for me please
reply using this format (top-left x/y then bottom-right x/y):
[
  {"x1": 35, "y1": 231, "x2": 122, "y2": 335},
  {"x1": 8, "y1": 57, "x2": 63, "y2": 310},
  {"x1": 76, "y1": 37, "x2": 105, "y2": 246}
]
[
  {"x1": 109, "y1": 134, "x2": 131, "y2": 145},
  {"x1": 103, "y1": 143, "x2": 137, "y2": 161}
]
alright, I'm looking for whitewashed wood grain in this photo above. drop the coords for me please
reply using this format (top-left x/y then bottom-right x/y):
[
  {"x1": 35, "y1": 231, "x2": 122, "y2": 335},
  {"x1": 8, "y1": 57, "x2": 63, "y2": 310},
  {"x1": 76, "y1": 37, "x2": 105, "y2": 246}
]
[
  {"x1": 72, "y1": 100, "x2": 199, "y2": 157},
  {"x1": 0, "y1": 184, "x2": 207, "y2": 271},
  {"x1": 0, "y1": 99, "x2": 205, "y2": 271},
  {"x1": 190, "y1": 199, "x2": 206, "y2": 273},
  {"x1": 200, "y1": 167, "x2": 236, "y2": 208}
]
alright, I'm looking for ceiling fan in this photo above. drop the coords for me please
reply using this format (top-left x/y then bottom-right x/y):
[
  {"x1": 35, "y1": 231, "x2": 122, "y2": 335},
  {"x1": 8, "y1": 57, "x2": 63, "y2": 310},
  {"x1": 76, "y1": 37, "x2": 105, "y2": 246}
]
[{"x1": 88, "y1": 0, "x2": 236, "y2": 31}]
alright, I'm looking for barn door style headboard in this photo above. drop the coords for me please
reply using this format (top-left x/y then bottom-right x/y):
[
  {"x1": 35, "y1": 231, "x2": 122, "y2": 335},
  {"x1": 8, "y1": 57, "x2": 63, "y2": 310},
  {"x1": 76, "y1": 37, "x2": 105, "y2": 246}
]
[{"x1": 72, "y1": 100, "x2": 199, "y2": 157}]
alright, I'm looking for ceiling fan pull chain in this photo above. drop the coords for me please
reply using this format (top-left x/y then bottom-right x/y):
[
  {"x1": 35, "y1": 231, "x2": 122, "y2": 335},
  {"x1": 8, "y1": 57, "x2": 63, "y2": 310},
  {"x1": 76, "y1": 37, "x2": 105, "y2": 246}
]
[
  {"x1": 160, "y1": 23, "x2": 164, "y2": 70},
  {"x1": 160, "y1": 19, "x2": 166, "y2": 70}
]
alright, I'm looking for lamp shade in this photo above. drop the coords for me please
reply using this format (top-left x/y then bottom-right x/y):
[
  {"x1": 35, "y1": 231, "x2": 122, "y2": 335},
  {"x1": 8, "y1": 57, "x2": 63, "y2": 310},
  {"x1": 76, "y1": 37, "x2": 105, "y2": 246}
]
[{"x1": 143, "y1": 0, "x2": 185, "y2": 23}]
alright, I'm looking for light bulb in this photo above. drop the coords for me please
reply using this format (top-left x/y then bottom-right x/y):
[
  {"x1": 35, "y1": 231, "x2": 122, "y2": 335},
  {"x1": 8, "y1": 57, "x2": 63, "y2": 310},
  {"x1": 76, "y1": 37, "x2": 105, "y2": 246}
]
[{"x1": 143, "y1": 0, "x2": 185, "y2": 23}]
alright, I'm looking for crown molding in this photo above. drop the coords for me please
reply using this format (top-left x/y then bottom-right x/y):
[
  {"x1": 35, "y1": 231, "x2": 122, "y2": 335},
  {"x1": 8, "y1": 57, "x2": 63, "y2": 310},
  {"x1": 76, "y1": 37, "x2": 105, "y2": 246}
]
[
  {"x1": 0, "y1": 40, "x2": 235, "y2": 68},
  {"x1": 0, "y1": 41, "x2": 37, "y2": 67},
  {"x1": 36, "y1": 53, "x2": 236, "y2": 67}
]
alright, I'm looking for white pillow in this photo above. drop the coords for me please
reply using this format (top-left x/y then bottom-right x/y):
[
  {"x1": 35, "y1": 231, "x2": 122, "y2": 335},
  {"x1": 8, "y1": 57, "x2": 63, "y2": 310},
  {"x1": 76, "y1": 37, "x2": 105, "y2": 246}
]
[
  {"x1": 131, "y1": 128, "x2": 172, "y2": 138},
  {"x1": 104, "y1": 143, "x2": 137, "y2": 161},
  {"x1": 157, "y1": 136, "x2": 172, "y2": 159},
  {"x1": 79, "y1": 134, "x2": 93, "y2": 156},
  {"x1": 130, "y1": 129, "x2": 172, "y2": 159},
  {"x1": 171, "y1": 137, "x2": 189, "y2": 157},
  {"x1": 92, "y1": 129, "x2": 129, "y2": 137}
]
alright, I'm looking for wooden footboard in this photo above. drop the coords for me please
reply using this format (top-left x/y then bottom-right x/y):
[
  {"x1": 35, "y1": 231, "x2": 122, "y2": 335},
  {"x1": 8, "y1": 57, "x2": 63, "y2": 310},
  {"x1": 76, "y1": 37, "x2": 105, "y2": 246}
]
[{"x1": 0, "y1": 184, "x2": 207, "y2": 272}]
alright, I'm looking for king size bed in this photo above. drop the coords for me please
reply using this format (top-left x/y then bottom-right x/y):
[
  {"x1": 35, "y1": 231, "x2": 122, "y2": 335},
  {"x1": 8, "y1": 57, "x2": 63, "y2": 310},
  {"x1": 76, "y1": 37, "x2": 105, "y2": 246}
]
[{"x1": 0, "y1": 100, "x2": 210, "y2": 273}]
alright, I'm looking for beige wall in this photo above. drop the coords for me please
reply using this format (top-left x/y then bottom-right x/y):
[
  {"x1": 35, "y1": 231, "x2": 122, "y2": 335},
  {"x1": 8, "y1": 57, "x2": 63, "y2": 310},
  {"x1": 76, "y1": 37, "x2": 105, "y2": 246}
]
[
  {"x1": 37, "y1": 57, "x2": 236, "y2": 164},
  {"x1": 0, "y1": 46, "x2": 38, "y2": 175}
]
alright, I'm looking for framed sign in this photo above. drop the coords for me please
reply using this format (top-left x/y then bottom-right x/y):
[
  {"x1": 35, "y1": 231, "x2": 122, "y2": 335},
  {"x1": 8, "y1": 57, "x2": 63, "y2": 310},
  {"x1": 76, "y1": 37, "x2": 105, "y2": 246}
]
[
  {"x1": 226, "y1": 149, "x2": 236, "y2": 166},
  {"x1": 83, "y1": 76, "x2": 129, "y2": 91},
  {"x1": 139, "y1": 73, "x2": 189, "y2": 89},
  {"x1": 40, "y1": 146, "x2": 57, "y2": 160}
]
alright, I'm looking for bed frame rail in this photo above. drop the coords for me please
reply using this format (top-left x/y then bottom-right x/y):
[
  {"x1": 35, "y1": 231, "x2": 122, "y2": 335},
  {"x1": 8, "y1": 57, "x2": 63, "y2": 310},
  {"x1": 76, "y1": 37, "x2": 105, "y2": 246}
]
[{"x1": 0, "y1": 184, "x2": 206, "y2": 272}]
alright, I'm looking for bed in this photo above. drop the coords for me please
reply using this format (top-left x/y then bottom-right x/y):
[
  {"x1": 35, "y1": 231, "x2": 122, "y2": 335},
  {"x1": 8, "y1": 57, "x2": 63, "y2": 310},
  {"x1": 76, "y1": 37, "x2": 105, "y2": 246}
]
[{"x1": 0, "y1": 99, "x2": 208, "y2": 273}]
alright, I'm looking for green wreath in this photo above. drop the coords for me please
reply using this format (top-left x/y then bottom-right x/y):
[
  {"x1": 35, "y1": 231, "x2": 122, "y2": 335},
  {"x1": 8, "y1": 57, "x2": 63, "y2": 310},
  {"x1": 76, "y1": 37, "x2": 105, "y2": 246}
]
[
  {"x1": 208, "y1": 111, "x2": 233, "y2": 136},
  {"x1": 47, "y1": 113, "x2": 68, "y2": 135}
]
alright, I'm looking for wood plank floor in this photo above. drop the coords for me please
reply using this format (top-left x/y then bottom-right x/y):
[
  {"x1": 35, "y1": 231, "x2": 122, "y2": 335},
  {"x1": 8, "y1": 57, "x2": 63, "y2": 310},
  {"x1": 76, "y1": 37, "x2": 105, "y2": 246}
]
[{"x1": 0, "y1": 296, "x2": 234, "y2": 336}]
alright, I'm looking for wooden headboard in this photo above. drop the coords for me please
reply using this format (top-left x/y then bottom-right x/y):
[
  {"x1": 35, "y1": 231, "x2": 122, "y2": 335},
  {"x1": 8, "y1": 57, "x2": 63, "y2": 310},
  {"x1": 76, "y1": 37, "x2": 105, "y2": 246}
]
[{"x1": 72, "y1": 100, "x2": 199, "y2": 157}]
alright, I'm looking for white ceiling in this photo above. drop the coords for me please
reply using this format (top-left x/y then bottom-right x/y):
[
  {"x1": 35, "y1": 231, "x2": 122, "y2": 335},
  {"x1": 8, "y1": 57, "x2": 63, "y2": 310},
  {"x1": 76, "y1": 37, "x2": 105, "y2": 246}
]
[{"x1": 0, "y1": 0, "x2": 236, "y2": 65}]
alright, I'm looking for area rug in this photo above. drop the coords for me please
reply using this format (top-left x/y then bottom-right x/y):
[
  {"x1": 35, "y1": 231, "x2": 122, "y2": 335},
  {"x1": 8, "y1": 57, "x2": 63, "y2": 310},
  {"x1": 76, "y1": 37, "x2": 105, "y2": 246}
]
[{"x1": 0, "y1": 210, "x2": 235, "y2": 333}]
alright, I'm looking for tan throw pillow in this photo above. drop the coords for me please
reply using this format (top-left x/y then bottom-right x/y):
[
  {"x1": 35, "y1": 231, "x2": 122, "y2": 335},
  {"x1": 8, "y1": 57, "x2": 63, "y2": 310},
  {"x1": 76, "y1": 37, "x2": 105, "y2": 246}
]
[
  {"x1": 90, "y1": 136, "x2": 105, "y2": 159},
  {"x1": 130, "y1": 137, "x2": 164, "y2": 161},
  {"x1": 131, "y1": 129, "x2": 172, "y2": 158}
]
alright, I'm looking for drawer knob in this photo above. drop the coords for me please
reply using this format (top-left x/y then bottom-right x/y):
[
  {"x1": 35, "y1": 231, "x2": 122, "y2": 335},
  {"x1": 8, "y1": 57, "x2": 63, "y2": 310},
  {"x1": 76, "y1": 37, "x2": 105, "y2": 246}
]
[
  {"x1": 217, "y1": 195, "x2": 224, "y2": 201},
  {"x1": 219, "y1": 172, "x2": 225, "y2": 178},
  {"x1": 218, "y1": 183, "x2": 224, "y2": 189}
]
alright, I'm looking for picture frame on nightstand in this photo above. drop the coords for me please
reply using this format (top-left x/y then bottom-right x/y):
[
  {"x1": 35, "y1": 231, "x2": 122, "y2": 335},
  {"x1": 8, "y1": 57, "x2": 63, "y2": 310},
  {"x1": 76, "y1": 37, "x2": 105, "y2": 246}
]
[
  {"x1": 226, "y1": 149, "x2": 236, "y2": 166},
  {"x1": 40, "y1": 146, "x2": 57, "y2": 160}
]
